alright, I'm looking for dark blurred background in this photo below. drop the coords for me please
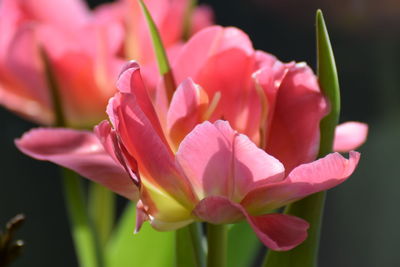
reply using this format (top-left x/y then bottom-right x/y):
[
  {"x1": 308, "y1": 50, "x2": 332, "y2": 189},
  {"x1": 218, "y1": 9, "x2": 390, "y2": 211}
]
[{"x1": 1, "y1": 0, "x2": 399, "y2": 266}]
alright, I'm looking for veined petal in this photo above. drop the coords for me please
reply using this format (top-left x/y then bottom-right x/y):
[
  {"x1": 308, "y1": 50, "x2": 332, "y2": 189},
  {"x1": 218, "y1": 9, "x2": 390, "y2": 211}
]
[
  {"x1": 15, "y1": 128, "x2": 138, "y2": 200},
  {"x1": 241, "y1": 151, "x2": 360, "y2": 214},
  {"x1": 176, "y1": 120, "x2": 285, "y2": 201},
  {"x1": 167, "y1": 78, "x2": 208, "y2": 149},
  {"x1": 192, "y1": 196, "x2": 308, "y2": 251},
  {"x1": 333, "y1": 121, "x2": 368, "y2": 152}
]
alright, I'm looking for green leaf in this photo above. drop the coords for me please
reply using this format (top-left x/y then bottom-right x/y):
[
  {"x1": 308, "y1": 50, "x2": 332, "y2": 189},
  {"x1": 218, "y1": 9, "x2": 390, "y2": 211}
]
[
  {"x1": 227, "y1": 222, "x2": 260, "y2": 267},
  {"x1": 138, "y1": 0, "x2": 171, "y2": 75},
  {"x1": 105, "y1": 203, "x2": 174, "y2": 267},
  {"x1": 316, "y1": 9, "x2": 341, "y2": 158},
  {"x1": 138, "y1": 0, "x2": 176, "y2": 101},
  {"x1": 263, "y1": 10, "x2": 340, "y2": 267}
]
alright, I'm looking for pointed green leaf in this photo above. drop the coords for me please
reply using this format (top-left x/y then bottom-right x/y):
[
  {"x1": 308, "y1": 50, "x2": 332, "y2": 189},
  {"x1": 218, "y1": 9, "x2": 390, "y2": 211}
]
[
  {"x1": 227, "y1": 222, "x2": 260, "y2": 267},
  {"x1": 263, "y1": 10, "x2": 340, "y2": 267},
  {"x1": 105, "y1": 203, "x2": 174, "y2": 267},
  {"x1": 316, "y1": 9, "x2": 341, "y2": 157},
  {"x1": 138, "y1": 0, "x2": 171, "y2": 75},
  {"x1": 138, "y1": 0, "x2": 176, "y2": 101}
]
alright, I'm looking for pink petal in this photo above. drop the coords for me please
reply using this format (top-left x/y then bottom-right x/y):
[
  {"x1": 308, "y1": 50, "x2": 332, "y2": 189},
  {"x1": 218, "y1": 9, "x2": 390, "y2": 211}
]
[
  {"x1": 176, "y1": 120, "x2": 285, "y2": 201},
  {"x1": 173, "y1": 26, "x2": 253, "y2": 83},
  {"x1": 241, "y1": 151, "x2": 360, "y2": 214},
  {"x1": 115, "y1": 62, "x2": 166, "y2": 140},
  {"x1": 108, "y1": 92, "x2": 196, "y2": 207},
  {"x1": 246, "y1": 213, "x2": 309, "y2": 251},
  {"x1": 167, "y1": 78, "x2": 208, "y2": 149},
  {"x1": 18, "y1": 0, "x2": 89, "y2": 31},
  {"x1": 333, "y1": 122, "x2": 368, "y2": 152},
  {"x1": 174, "y1": 27, "x2": 261, "y2": 140},
  {"x1": 192, "y1": 196, "x2": 244, "y2": 224},
  {"x1": 253, "y1": 52, "x2": 294, "y2": 144},
  {"x1": 94, "y1": 120, "x2": 140, "y2": 187},
  {"x1": 265, "y1": 63, "x2": 329, "y2": 172},
  {"x1": 193, "y1": 196, "x2": 309, "y2": 251},
  {"x1": 15, "y1": 128, "x2": 138, "y2": 200},
  {"x1": 190, "y1": 5, "x2": 214, "y2": 35},
  {"x1": 0, "y1": 24, "x2": 52, "y2": 124}
]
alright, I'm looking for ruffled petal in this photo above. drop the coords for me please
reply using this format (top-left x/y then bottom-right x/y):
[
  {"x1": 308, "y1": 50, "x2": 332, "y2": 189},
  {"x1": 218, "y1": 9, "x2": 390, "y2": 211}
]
[{"x1": 15, "y1": 128, "x2": 138, "y2": 200}]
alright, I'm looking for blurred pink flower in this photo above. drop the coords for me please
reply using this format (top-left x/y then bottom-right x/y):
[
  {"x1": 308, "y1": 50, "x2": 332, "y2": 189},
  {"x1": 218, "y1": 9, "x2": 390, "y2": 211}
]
[
  {"x1": 16, "y1": 58, "x2": 363, "y2": 251},
  {"x1": 0, "y1": 0, "x2": 213, "y2": 127}
]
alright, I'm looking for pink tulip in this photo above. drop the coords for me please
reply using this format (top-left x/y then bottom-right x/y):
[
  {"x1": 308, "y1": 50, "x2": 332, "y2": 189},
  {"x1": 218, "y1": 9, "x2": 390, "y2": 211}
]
[
  {"x1": 154, "y1": 26, "x2": 368, "y2": 172},
  {"x1": 0, "y1": 0, "x2": 213, "y2": 127},
  {"x1": 16, "y1": 62, "x2": 363, "y2": 251}
]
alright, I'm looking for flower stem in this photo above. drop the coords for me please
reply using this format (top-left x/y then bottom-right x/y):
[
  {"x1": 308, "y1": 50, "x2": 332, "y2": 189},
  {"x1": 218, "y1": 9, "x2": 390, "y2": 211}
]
[
  {"x1": 62, "y1": 169, "x2": 103, "y2": 267},
  {"x1": 189, "y1": 223, "x2": 206, "y2": 267},
  {"x1": 175, "y1": 223, "x2": 205, "y2": 267},
  {"x1": 207, "y1": 224, "x2": 227, "y2": 267},
  {"x1": 89, "y1": 183, "x2": 115, "y2": 249}
]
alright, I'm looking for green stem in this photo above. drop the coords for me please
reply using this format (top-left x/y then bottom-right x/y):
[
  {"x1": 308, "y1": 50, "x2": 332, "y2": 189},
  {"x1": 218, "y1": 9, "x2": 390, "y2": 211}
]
[
  {"x1": 175, "y1": 223, "x2": 205, "y2": 267},
  {"x1": 41, "y1": 47, "x2": 103, "y2": 266},
  {"x1": 189, "y1": 223, "x2": 206, "y2": 267},
  {"x1": 88, "y1": 183, "x2": 115, "y2": 249},
  {"x1": 207, "y1": 224, "x2": 227, "y2": 267},
  {"x1": 62, "y1": 169, "x2": 103, "y2": 267}
]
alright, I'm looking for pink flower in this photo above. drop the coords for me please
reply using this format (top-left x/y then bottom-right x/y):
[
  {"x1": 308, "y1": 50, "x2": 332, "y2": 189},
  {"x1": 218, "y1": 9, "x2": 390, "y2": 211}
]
[
  {"x1": 0, "y1": 0, "x2": 213, "y2": 127},
  {"x1": 16, "y1": 61, "x2": 364, "y2": 251},
  {"x1": 154, "y1": 26, "x2": 368, "y2": 171}
]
